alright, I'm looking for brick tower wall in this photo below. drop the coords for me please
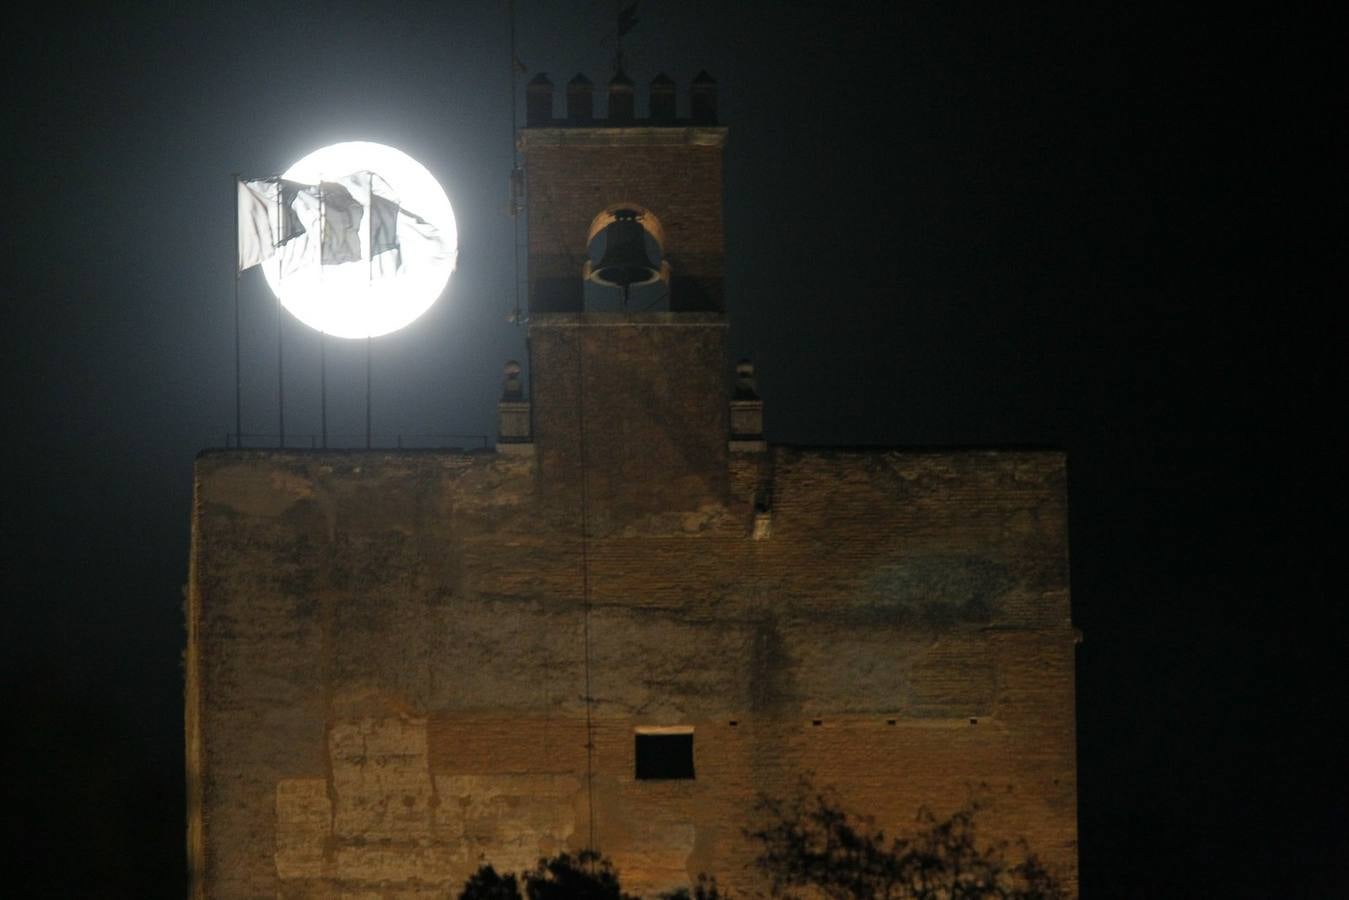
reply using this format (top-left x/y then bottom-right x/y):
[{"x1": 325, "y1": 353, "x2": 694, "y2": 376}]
[
  {"x1": 521, "y1": 127, "x2": 727, "y2": 313},
  {"x1": 186, "y1": 448, "x2": 1077, "y2": 898},
  {"x1": 527, "y1": 313, "x2": 729, "y2": 523}
]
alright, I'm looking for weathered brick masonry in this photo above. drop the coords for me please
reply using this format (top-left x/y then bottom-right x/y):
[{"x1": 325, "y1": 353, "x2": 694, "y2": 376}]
[
  {"x1": 187, "y1": 445, "x2": 1076, "y2": 897},
  {"x1": 186, "y1": 72, "x2": 1077, "y2": 898}
]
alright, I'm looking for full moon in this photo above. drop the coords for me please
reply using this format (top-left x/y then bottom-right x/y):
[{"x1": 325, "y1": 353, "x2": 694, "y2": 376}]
[{"x1": 263, "y1": 141, "x2": 458, "y2": 339}]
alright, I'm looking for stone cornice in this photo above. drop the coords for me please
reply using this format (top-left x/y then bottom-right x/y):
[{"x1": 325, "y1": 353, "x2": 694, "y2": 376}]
[{"x1": 518, "y1": 126, "x2": 728, "y2": 149}]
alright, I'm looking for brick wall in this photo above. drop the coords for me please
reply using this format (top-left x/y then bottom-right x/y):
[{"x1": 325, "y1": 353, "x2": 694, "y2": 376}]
[
  {"x1": 186, "y1": 447, "x2": 1077, "y2": 898},
  {"x1": 528, "y1": 313, "x2": 729, "y2": 523}
]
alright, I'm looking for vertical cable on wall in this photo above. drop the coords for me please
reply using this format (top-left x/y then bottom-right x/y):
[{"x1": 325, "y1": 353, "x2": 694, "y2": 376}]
[{"x1": 575, "y1": 329, "x2": 597, "y2": 852}]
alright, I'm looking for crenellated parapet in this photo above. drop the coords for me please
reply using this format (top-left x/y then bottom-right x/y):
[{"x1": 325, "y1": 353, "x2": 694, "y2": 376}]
[{"x1": 526, "y1": 70, "x2": 718, "y2": 127}]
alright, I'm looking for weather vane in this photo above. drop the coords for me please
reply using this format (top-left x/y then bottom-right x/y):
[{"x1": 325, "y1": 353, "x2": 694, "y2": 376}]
[{"x1": 613, "y1": 2, "x2": 638, "y2": 73}]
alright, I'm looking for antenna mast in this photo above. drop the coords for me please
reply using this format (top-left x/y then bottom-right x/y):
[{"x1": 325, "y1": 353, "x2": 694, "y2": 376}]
[
  {"x1": 614, "y1": 2, "x2": 638, "y2": 73},
  {"x1": 508, "y1": 0, "x2": 525, "y2": 325}
]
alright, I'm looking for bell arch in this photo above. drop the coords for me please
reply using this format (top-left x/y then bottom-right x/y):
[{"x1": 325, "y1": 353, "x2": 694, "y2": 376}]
[
  {"x1": 582, "y1": 203, "x2": 672, "y2": 311},
  {"x1": 585, "y1": 203, "x2": 666, "y2": 251}
]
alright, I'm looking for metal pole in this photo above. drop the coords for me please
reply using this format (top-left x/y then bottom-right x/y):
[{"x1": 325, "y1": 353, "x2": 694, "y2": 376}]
[
  {"x1": 508, "y1": 0, "x2": 525, "y2": 326},
  {"x1": 366, "y1": 171, "x2": 373, "y2": 449},
  {"x1": 276, "y1": 179, "x2": 286, "y2": 448},
  {"x1": 232, "y1": 174, "x2": 242, "y2": 444},
  {"x1": 277, "y1": 278, "x2": 285, "y2": 447},
  {"x1": 275, "y1": 296, "x2": 283, "y2": 447},
  {"x1": 319, "y1": 179, "x2": 327, "y2": 450},
  {"x1": 320, "y1": 331, "x2": 327, "y2": 449}
]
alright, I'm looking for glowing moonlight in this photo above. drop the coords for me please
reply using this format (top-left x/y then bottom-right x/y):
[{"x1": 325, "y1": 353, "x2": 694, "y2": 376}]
[{"x1": 262, "y1": 141, "x2": 458, "y2": 339}]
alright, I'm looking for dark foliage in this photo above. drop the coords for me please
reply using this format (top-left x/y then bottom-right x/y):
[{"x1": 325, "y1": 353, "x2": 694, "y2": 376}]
[
  {"x1": 457, "y1": 791, "x2": 1062, "y2": 900},
  {"x1": 748, "y1": 788, "x2": 1065, "y2": 900},
  {"x1": 459, "y1": 864, "x2": 523, "y2": 900},
  {"x1": 459, "y1": 851, "x2": 641, "y2": 900},
  {"x1": 527, "y1": 851, "x2": 640, "y2": 900},
  {"x1": 659, "y1": 874, "x2": 727, "y2": 900}
]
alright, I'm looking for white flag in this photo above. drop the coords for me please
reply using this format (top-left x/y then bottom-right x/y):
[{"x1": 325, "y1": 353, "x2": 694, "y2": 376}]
[
  {"x1": 391, "y1": 206, "x2": 455, "y2": 276},
  {"x1": 237, "y1": 178, "x2": 279, "y2": 271},
  {"x1": 238, "y1": 171, "x2": 454, "y2": 277}
]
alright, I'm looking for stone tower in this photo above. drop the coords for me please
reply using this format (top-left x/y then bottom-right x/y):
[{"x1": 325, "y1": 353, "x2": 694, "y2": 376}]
[
  {"x1": 185, "y1": 71, "x2": 1079, "y2": 899},
  {"x1": 520, "y1": 70, "x2": 731, "y2": 527}
]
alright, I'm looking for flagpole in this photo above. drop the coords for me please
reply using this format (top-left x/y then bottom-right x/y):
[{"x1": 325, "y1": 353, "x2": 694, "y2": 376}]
[
  {"x1": 232, "y1": 174, "x2": 242, "y2": 447},
  {"x1": 277, "y1": 298, "x2": 286, "y2": 447},
  {"x1": 320, "y1": 331, "x2": 327, "y2": 449},
  {"x1": 366, "y1": 170, "x2": 373, "y2": 449},
  {"x1": 319, "y1": 177, "x2": 327, "y2": 450},
  {"x1": 367, "y1": 170, "x2": 374, "y2": 288},
  {"x1": 276, "y1": 181, "x2": 286, "y2": 448}
]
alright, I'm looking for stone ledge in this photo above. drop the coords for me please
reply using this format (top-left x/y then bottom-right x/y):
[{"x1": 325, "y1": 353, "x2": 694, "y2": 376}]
[
  {"x1": 519, "y1": 126, "x2": 728, "y2": 148},
  {"x1": 528, "y1": 311, "x2": 727, "y2": 328},
  {"x1": 495, "y1": 442, "x2": 536, "y2": 457}
]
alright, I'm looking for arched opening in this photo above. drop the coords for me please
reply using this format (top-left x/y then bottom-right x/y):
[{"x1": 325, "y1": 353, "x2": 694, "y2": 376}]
[{"x1": 583, "y1": 204, "x2": 670, "y2": 312}]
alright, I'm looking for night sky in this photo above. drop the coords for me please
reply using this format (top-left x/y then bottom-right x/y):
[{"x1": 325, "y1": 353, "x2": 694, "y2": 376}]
[{"x1": 3, "y1": 2, "x2": 1340, "y2": 896}]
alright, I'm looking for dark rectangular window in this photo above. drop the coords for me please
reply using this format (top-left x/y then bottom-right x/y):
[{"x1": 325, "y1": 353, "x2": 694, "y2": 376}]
[{"x1": 635, "y1": 731, "x2": 694, "y2": 780}]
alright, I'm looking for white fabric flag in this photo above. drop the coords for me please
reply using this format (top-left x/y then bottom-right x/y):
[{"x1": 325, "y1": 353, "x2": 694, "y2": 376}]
[
  {"x1": 239, "y1": 171, "x2": 454, "y2": 278},
  {"x1": 329, "y1": 171, "x2": 455, "y2": 279},
  {"x1": 317, "y1": 180, "x2": 364, "y2": 265},
  {"x1": 392, "y1": 207, "x2": 455, "y2": 276},
  {"x1": 237, "y1": 178, "x2": 280, "y2": 271}
]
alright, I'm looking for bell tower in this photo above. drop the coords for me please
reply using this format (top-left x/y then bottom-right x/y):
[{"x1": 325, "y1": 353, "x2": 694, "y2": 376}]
[
  {"x1": 522, "y1": 69, "x2": 726, "y2": 313},
  {"x1": 519, "y1": 71, "x2": 732, "y2": 526}
]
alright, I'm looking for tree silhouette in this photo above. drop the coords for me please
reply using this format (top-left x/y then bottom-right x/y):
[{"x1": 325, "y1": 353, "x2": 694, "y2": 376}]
[
  {"x1": 748, "y1": 787, "x2": 1065, "y2": 900},
  {"x1": 658, "y1": 874, "x2": 726, "y2": 900},
  {"x1": 459, "y1": 864, "x2": 523, "y2": 900},
  {"x1": 456, "y1": 791, "x2": 1063, "y2": 900},
  {"x1": 459, "y1": 851, "x2": 640, "y2": 900}
]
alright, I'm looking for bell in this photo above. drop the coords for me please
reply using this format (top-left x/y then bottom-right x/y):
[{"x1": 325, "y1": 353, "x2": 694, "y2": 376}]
[{"x1": 589, "y1": 209, "x2": 661, "y2": 289}]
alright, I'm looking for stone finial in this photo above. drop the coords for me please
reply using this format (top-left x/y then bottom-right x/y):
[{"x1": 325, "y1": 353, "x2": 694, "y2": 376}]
[
  {"x1": 649, "y1": 72, "x2": 676, "y2": 121},
  {"x1": 566, "y1": 73, "x2": 594, "y2": 121},
  {"x1": 734, "y1": 358, "x2": 759, "y2": 400},
  {"x1": 526, "y1": 73, "x2": 554, "y2": 126},
  {"x1": 730, "y1": 357, "x2": 765, "y2": 450},
  {"x1": 498, "y1": 360, "x2": 532, "y2": 451},
  {"x1": 608, "y1": 70, "x2": 635, "y2": 122},
  {"x1": 502, "y1": 360, "x2": 524, "y2": 400},
  {"x1": 691, "y1": 70, "x2": 718, "y2": 124}
]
